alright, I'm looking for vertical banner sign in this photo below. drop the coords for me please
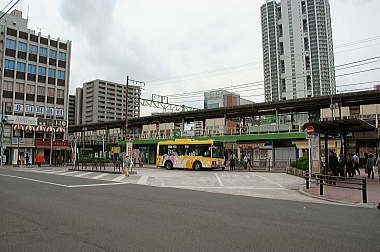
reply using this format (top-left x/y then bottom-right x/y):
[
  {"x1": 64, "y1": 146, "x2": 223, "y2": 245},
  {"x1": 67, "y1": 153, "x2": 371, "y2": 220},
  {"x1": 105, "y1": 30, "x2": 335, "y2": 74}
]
[{"x1": 126, "y1": 141, "x2": 133, "y2": 157}]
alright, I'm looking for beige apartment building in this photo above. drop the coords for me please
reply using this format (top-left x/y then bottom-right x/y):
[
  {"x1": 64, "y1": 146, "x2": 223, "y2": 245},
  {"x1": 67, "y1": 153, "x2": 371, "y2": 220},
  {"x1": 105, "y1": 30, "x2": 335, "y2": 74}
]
[{"x1": 75, "y1": 79, "x2": 141, "y2": 125}]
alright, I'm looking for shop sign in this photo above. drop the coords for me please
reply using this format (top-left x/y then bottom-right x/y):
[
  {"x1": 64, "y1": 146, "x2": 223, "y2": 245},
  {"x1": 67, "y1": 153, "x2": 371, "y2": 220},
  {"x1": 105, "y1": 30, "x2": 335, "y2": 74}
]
[{"x1": 5, "y1": 115, "x2": 38, "y2": 126}]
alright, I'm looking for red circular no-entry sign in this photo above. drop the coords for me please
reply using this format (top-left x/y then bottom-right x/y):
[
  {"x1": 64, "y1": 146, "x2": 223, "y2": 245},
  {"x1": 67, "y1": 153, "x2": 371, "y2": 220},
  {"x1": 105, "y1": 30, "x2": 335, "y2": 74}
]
[{"x1": 306, "y1": 126, "x2": 314, "y2": 136}]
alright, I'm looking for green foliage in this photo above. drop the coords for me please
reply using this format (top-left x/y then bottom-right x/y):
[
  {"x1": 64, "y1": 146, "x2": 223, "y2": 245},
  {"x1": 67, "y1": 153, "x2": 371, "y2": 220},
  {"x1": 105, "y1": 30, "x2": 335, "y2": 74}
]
[{"x1": 290, "y1": 156, "x2": 309, "y2": 170}]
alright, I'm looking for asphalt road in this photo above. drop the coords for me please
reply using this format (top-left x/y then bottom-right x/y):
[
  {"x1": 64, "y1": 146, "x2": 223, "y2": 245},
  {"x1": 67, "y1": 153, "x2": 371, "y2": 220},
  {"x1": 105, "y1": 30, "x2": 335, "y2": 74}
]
[{"x1": 0, "y1": 168, "x2": 379, "y2": 252}]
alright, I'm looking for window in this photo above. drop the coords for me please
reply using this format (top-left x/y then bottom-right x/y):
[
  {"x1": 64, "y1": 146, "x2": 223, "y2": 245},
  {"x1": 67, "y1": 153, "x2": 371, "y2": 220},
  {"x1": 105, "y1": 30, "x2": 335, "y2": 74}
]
[
  {"x1": 48, "y1": 68, "x2": 56, "y2": 78},
  {"x1": 25, "y1": 105, "x2": 34, "y2": 113},
  {"x1": 38, "y1": 66, "x2": 46, "y2": 76},
  {"x1": 46, "y1": 107, "x2": 54, "y2": 115},
  {"x1": 3, "y1": 81, "x2": 13, "y2": 91},
  {"x1": 5, "y1": 59, "x2": 15, "y2": 70},
  {"x1": 16, "y1": 62, "x2": 26, "y2": 72},
  {"x1": 26, "y1": 84, "x2": 35, "y2": 94},
  {"x1": 57, "y1": 70, "x2": 65, "y2": 79},
  {"x1": 29, "y1": 44, "x2": 38, "y2": 54},
  {"x1": 39, "y1": 47, "x2": 47, "y2": 57},
  {"x1": 14, "y1": 103, "x2": 24, "y2": 112},
  {"x1": 6, "y1": 39, "x2": 16, "y2": 49},
  {"x1": 15, "y1": 82, "x2": 24, "y2": 92},
  {"x1": 47, "y1": 87, "x2": 55, "y2": 97},
  {"x1": 37, "y1": 86, "x2": 45, "y2": 96},
  {"x1": 56, "y1": 108, "x2": 64, "y2": 116},
  {"x1": 28, "y1": 64, "x2": 36, "y2": 74},
  {"x1": 18, "y1": 42, "x2": 27, "y2": 52},
  {"x1": 57, "y1": 89, "x2": 64, "y2": 98},
  {"x1": 49, "y1": 49, "x2": 57, "y2": 59},
  {"x1": 58, "y1": 52, "x2": 66, "y2": 61},
  {"x1": 36, "y1": 106, "x2": 45, "y2": 114}
]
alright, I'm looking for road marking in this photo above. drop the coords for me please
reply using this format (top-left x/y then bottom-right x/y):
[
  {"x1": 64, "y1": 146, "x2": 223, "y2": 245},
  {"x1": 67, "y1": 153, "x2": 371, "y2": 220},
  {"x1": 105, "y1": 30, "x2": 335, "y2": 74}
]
[
  {"x1": 75, "y1": 172, "x2": 93, "y2": 177},
  {"x1": 112, "y1": 175, "x2": 126, "y2": 182},
  {"x1": 214, "y1": 173, "x2": 224, "y2": 187},
  {"x1": 68, "y1": 182, "x2": 128, "y2": 188},
  {"x1": 137, "y1": 175, "x2": 149, "y2": 185},
  {"x1": 92, "y1": 173, "x2": 109, "y2": 180},
  {"x1": 60, "y1": 171, "x2": 79, "y2": 176},
  {"x1": 254, "y1": 174, "x2": 284, "y2": 188},
  {"x1": 163, "y1": 185, "x2": 288, "y2": 190},
  {"x1": 0, "y1": 173, "x2": 68, "y2": 187}
]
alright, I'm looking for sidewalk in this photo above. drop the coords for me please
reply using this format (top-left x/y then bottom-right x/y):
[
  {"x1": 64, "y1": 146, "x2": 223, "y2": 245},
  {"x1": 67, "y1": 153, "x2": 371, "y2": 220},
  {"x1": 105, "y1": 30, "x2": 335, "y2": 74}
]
[{"x1": 303, "y1": 172, "x2": 380, "y2": 206}]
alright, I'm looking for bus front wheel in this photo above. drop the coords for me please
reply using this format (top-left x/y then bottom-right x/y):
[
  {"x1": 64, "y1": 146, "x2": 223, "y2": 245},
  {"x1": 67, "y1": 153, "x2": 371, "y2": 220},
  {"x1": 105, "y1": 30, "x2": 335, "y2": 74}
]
[
  {"x1": 193, "y1": 161, "x2": 202, "y2": 171},
  {"x1": 165, "y1": 161, "x2": 173, "y2": 170}
]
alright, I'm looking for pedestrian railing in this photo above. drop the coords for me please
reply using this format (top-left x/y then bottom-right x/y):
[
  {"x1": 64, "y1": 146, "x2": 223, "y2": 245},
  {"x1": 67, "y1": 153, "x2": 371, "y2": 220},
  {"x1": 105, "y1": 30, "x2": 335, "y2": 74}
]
[
  {"x1": 72, "y1": 162, "x2": 122, "y2": 174},
  {"x1": 305, "y1": 172, "x2": 367, "y2": 203}
]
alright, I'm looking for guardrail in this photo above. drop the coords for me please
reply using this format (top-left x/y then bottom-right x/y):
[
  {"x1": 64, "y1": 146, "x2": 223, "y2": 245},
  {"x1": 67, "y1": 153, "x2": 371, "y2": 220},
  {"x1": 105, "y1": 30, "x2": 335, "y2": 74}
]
[
  {"x1": 72, "y1": 162, "x2": 122, "y2": 174},
  {"x1": 306, "y1": 172, "x2": 367, "y2": 203}
]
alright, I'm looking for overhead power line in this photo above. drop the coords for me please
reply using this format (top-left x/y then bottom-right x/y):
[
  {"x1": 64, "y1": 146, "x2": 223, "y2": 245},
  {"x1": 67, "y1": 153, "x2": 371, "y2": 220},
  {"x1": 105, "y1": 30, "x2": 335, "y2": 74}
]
[{"x1": 0, "y1": 0, "x2": 22, "y2": 21}]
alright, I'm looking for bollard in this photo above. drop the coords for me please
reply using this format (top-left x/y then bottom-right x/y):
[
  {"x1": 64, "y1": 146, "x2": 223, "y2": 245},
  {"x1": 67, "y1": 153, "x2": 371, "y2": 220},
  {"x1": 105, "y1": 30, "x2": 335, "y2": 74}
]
[
  {"x1": 319, "y1": 175, "x2": 324, "y2": 196},
  {"x1": 362, "y1": 177, "x2": 367, "y2": 203},
  {"x1": 306, "y1": 171, "x2": 310, "y2": 189}
]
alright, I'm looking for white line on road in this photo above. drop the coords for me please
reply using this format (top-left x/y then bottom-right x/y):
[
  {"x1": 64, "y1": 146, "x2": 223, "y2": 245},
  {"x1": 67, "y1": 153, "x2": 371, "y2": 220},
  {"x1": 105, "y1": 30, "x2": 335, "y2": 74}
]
[
  {"x1": 75, "y1": 172, "x2": 93, "y2": 177},
  {"x1": 163, "y1": 185, "x2": 288, "y2": 190},
  {"x1": 91, "y1": 173, "x2": 109, "y2": 180},
  {"x1": 68, "y1": 182, "x2": 128, "y2": 188},
  {"x1": 0, "y1": 173, "x2": 68, "y2": 187},
  {"x1": 254, "y1": 174, "x2": 284, "y2": 188},
  {"x1": 112, "y1": 175, "x2": 126, "y2": 182},
  {"x1": 137, "y1": 175, "x2": 149, "y2": 185},
  {"x1": 60, "y1": 172, "x2": 79, "y2": 176},
  {"x1": 214, "y1": 173, "x2": 224, "y2": 187}
]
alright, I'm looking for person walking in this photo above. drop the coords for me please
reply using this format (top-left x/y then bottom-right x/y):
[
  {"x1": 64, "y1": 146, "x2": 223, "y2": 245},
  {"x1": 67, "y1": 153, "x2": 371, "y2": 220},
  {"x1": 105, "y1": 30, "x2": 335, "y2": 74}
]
[
  {"x1": 352, "y1": 153, "x2": 360, "y2": 175},
  {"x1": 338, "y1": 154, "x2": 345, "y2": 177},
  {"x1": 230, "y1": 152, "x2": 236, "y2": 171},
  {"x1": 366, "y1": 154, "x2": 375, "y2": 179},
  {"x1": 243, "y1": 154, "x2": 248, "y2": 169},
  {"x1": 346, "y1": 153, "x2": 354, "y2": 177},
  {"x1": 376, "y1": 155, "x2": 380, "y2": 181}
]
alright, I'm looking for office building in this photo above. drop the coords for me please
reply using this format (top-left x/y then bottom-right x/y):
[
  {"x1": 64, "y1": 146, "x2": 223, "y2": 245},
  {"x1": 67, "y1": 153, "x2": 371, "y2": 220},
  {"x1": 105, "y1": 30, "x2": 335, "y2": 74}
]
[
  {"x1": 68, "y1": 94, "x2": 75, "y2": 126},
  {"x1": 75, "y1": 79, "x2": 141, "y2": 125},
  {"x1": 0, "y1": 10, "x2": 71, "y2": 165},
  {"x1": 261, "y1": 0, "x2": 335, "y2": 102},
  {"x1": 204, "y1": 90, "x2": 253, "y2": 109}
]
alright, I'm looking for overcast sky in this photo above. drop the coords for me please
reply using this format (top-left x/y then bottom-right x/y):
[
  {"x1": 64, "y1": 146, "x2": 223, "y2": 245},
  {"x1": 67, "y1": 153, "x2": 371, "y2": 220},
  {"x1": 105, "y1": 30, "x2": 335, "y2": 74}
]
[{"x1": 9, "y1": 0, "x2": 380, "y2": 115}]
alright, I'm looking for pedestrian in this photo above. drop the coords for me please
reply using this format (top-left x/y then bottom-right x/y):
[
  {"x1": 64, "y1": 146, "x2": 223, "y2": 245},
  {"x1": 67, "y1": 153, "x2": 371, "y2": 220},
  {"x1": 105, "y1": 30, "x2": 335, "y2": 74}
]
[
  {"x1": 25, "y1": 153, "x2": 30, "y2": 166},
  {"x1": 366, "y1": 154, "x2": 375, "y2": 179},
  {"x1": 246, "y1": 151, "x2": 252, "y2": 169},
  {"x1": 243, "y1": 154, "x2": 248, "y2": 169},
  {"x1": 123, "y1": 155, "x2": 133, "y2": 176},
  {"x1": 139, "y1": 153, "x2": 143, "y2": 167},
  {"x1": 345, "y1": 153, "x2": 354, "y2": 177},
  {"x1": 338, "y1": 154, "x2": 345, "y2": 177},
  {"x1": 364, "y1": 153, "x2": 368, "y2": 173},
  {"x1": 230, "y1": 152, "x2": 236, "y2": 171},
  {"x1": 328, "y1": 151, "x2": 338, "y2": 184},
  {"x1": 352, "y1": 153, "x2": 360, "y2": 175}
]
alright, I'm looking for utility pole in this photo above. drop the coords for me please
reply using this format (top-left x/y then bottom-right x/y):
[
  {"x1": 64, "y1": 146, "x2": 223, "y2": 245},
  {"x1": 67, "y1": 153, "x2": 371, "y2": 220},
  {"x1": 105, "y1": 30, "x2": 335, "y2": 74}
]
[
  {"x1": 0, "y1": 101, "x2": 4, "y2": 166},
  {"x1": 125, "y1": 75, "x2": 145, "y2": 173}
]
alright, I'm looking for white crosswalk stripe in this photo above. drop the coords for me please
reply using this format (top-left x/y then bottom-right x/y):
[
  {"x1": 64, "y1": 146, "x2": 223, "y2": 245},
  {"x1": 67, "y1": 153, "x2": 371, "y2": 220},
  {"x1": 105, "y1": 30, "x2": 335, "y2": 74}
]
[
  {"x1": 91, "y1": 173, "x2": 109, "y2": 180},
  {"x1": 111, "y1": 175, "x2": 126, "y2": 182},
  {"x1": 74, "y1": 172, "x2": 93, "y2": 177}
]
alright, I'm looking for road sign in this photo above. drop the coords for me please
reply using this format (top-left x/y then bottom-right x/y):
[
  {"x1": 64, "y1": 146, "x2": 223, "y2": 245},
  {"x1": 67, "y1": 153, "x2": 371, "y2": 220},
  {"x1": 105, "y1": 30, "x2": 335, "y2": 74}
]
[{"x1": 306, "y1": 126, "x2": 314, "y2": 136}]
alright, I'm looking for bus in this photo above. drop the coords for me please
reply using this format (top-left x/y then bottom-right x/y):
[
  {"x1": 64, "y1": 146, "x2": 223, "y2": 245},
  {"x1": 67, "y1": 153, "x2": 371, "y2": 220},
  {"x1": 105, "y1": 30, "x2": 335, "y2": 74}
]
[{"x1": 156, "y1": 139, "x2": 225, "y2": 170}]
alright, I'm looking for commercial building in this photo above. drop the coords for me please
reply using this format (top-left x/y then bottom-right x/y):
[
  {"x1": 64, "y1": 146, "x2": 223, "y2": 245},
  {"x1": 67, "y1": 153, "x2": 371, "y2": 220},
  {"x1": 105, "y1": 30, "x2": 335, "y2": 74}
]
[
  {"x1": 75, "y1": 79, "x2": 141, "y2": 125},
  {"x1": 0, "y1": 10, "x2": 71, "y2": 165},
  {"x1": 261, "y1": 0, "x2": 335, "y2": 102},
  {"x1": 204, "y1": 90, "x2": 253, "y2": 109},
  {"x1": 68, "y1": 94, "x2": 75, "y2": 126}
]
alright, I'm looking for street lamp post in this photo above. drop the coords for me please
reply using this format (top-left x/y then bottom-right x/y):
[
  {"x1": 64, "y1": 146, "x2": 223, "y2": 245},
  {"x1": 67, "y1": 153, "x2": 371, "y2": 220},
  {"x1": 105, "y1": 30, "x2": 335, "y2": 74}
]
[{"x1": 0, "y1": 101, "x2": 4, "y2": 166}]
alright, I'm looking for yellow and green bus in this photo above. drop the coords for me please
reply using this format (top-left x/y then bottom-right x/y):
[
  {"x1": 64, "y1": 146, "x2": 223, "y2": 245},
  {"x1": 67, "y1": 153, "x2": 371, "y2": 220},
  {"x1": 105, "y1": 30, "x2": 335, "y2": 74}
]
[{"x1": 156, "y1": 139, "x2": 225, "y2": 170}]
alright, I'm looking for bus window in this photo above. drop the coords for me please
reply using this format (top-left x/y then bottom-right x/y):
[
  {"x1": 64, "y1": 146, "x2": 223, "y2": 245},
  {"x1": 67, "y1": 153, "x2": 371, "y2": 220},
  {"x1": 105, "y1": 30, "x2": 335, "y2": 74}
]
[
  {"x1": 159, "y1": 145, "x2": 168, "y2": 155},
  {"x1": 199, "y1": 144, "x2": 211, "y2": 157},
  {"x1": 211, "y1": 144, "x2": 224, "y2": 158}
]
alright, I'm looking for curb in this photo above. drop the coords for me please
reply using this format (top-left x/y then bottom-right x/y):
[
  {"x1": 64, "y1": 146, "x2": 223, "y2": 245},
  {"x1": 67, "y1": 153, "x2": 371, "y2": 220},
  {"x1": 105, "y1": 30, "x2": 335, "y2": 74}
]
[{"x1": 298, "y1": 186, "x2": 374, "y2": 208}]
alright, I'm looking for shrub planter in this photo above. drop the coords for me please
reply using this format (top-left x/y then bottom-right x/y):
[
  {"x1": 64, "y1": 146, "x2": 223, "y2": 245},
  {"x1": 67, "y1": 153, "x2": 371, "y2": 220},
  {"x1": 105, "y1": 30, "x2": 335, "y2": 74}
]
[{"x1": 286, "y1": 167, "x2": 306, "y2": 178}]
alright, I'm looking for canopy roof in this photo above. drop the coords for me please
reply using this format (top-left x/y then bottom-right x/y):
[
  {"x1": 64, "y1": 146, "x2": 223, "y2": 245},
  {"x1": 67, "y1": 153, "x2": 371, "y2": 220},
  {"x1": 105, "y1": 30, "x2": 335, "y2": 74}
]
[{"x1": 303, "y1": 119, "x2": 376, "y2": 135}]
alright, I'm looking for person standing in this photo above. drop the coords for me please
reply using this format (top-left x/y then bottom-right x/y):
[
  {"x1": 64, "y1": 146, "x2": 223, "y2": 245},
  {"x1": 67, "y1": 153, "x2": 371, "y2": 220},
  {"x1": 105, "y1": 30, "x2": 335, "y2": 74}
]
[
  {"x1": 352, "y1": 153, "x2": 360, "y2": 175},
  {"x1": 230, "y1": 152, "x2": 236, "y2": 171},
  {"x1": 346, "y1": 153, "x2": 354, "y2": 177},
  {"x1": 366, "y1": 154, "x2": 375, "y2": 180}
]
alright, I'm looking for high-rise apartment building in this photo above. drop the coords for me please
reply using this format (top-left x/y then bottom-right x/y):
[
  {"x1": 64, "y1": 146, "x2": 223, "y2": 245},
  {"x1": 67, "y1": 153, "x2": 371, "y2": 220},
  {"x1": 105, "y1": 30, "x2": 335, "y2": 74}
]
[
  {"x1": 261, "y1": 0, "x2": 335, "y2": 102},
  {"x1": 0, "y1": 10, "x2": 71, "y2": 165},
  {"x1": 75, "y1": 79, "x2": 141, "y2": 125},
  {"x1": 68, "y1": 95, "x2": 75, "y2": 126}
]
